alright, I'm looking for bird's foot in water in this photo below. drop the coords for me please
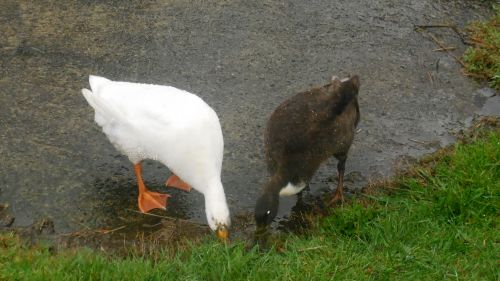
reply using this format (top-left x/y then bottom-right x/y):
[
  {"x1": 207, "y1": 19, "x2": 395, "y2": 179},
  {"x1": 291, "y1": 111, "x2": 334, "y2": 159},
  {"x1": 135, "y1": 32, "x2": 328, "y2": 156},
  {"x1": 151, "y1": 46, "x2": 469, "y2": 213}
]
[
  {"x1": 328, "y1": 192, "x2": 344, "y2": 207},
  {"x1": 138, "y1": 190, "x2": 170, "y2": 213},
  {"x1": 165, "y1": 174, "x2": 191, "y2": 192}
]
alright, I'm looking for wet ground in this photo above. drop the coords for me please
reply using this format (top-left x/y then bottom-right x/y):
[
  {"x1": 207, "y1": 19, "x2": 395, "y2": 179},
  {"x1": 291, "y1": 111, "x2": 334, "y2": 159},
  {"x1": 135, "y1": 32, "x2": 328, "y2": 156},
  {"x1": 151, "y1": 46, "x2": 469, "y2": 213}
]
[{"x1": 0, "y1": 0, "x2": 498, "y2": 244}]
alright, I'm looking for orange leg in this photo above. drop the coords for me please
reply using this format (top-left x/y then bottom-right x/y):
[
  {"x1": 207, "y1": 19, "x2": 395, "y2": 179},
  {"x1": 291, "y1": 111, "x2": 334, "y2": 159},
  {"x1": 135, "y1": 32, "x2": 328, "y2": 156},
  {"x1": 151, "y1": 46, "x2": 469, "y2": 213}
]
[
  {"x1": 134, "y1": 163, "x2": 170, "y2": 213},
  {"x1": 165, "y1": 174, "x2": 191, "y2": 192}
]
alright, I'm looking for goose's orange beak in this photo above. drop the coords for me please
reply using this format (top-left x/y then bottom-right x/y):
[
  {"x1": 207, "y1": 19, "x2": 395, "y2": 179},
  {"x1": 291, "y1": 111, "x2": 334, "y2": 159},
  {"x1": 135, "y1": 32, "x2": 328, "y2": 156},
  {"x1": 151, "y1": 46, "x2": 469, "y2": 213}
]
[{"x1": 216, "y1": 225, "x2": 230, "y2": 242}]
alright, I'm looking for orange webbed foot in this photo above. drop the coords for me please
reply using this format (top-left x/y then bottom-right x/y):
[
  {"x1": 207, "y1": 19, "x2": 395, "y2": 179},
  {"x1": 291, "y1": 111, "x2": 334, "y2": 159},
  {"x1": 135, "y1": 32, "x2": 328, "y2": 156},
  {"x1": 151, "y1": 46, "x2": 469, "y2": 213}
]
[
  {"x1": 165, "y1": 174, "x2": 191, "y2": 192},
  {"x1": 138, "y1": 190, "x2": 170, "y2": 213}
]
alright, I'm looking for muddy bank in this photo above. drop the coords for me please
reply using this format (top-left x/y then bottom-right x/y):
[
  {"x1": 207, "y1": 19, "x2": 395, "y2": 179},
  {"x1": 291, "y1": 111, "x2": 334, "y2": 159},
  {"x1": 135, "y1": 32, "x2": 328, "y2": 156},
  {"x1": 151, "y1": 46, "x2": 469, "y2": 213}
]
[{"x1": 0, "y1": 0, "x2": 497, "y2": 243}]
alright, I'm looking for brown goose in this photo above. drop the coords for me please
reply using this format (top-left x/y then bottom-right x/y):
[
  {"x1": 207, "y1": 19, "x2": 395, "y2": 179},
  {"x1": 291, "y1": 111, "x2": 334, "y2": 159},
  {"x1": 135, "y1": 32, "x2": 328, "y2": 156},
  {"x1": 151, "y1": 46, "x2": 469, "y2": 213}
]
[{"x1": 254, "y1": 75, "x2": 360, "y2": 229}]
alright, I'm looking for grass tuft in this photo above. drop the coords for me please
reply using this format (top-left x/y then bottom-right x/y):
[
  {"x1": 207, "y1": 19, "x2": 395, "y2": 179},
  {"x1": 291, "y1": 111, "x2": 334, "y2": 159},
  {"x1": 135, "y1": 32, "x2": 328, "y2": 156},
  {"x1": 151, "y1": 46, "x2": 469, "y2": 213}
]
[{"x1": 463, "y1": 5, "x2": 500, "y2": 90}]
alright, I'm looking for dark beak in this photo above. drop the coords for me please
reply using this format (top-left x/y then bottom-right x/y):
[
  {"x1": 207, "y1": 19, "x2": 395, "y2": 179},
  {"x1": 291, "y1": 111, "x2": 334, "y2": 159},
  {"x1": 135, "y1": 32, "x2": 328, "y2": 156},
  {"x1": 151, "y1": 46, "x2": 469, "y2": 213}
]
[{"x1": 252, "y1": 224, "x2": 270, "y2": 249}]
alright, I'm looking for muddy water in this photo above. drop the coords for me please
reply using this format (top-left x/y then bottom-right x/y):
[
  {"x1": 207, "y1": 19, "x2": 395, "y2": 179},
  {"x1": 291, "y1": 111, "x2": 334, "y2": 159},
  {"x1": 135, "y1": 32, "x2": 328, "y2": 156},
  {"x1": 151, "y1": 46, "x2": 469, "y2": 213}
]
[{"x1": 0, "y1": 0, "x2": 497, "y2": 238}]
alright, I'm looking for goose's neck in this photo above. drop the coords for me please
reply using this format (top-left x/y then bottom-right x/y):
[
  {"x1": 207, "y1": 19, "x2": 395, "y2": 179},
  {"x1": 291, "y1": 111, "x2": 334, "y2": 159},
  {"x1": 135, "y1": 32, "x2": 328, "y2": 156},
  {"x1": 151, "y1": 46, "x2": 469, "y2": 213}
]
[
  {"x1": 204, "y1": 180, "x2": 227, "y2": 205},
  {"x1": 204, "y1": 179, "x2": 230, "y2": 229}
]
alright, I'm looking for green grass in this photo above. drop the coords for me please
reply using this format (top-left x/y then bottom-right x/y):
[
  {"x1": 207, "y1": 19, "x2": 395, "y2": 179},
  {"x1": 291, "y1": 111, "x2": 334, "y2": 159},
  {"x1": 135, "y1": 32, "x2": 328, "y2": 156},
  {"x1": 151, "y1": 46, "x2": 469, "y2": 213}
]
[
  {"x1": 1, "y1": 131, "x2": 499, "y2": 280},
  {"x1": 463, "y1": 5, "x2": 500, "y2": 90}
]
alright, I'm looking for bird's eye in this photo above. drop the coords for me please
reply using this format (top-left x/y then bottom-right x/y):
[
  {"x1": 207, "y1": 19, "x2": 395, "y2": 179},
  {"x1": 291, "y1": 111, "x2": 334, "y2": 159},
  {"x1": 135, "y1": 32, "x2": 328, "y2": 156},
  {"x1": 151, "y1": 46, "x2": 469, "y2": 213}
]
[{"x1": 266, "y1": 210, "x2": 271, "y2": 215}]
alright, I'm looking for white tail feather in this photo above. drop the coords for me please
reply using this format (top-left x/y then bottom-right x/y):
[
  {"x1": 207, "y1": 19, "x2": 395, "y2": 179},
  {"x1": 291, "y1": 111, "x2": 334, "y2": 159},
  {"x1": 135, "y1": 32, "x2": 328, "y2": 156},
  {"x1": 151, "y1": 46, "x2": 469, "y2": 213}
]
[
  {"x1": 89, "y1": 75, "x2": 110, "y2": 92},
  {"x1": 81, "y1": 86, "x2": 127, "y2": 126},
  {"x1": 81, "y1": 88, "x2": 96, "y2": 108}
]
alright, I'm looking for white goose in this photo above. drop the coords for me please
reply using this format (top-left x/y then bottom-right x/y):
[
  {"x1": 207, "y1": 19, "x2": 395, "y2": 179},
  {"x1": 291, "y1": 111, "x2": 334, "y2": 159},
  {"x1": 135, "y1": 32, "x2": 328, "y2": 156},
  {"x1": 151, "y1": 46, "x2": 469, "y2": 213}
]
[{"x1": 81, "y1": 75, "x2": 230, "y2": 240}]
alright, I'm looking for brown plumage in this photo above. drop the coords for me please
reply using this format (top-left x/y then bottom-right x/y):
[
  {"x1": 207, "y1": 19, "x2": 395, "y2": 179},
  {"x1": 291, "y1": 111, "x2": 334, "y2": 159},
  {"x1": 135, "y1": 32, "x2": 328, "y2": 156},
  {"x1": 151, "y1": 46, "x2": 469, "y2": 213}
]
[{"x1": 255, "y1": 75, "x2": 360, "y2": 228}]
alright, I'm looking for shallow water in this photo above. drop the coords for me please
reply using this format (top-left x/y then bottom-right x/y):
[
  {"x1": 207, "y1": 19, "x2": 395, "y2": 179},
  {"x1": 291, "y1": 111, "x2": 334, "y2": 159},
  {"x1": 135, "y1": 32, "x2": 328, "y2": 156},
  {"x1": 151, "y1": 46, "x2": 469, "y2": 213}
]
[{"x1": 0, "y1": 0, "x2": 497, "y2": 238}]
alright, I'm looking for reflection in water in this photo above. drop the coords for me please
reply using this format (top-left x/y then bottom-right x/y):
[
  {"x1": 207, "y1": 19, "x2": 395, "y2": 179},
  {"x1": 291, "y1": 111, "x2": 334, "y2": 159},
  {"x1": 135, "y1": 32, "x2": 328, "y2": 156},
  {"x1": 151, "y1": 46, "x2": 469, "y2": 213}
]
[{"x1": 80, "y1": 173, "x2": 193, "y2": 230}]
